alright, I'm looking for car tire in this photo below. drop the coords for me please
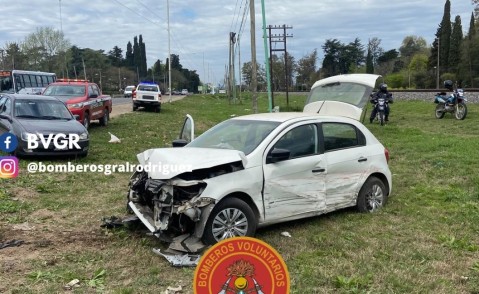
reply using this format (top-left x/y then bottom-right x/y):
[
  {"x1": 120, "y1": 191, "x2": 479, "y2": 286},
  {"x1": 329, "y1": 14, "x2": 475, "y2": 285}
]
[
  {"x1": 83, "y1": 113, "x2": 90, "y2": 129},
  {"x1": 132, "y1": 104, "x2": 138, "y2": 111},
  {"x1": 99, "y1": 109, "x2": 109, "y2": 126},
  {"x1": 154, "y1": 106, "x2": 161, "y2": 113},
  {"x1": 202, "y1": 198, "x2": 256, "y2": 245},
  {"x1": 356, "y1": 177, "x2": 388, "y2": 213}
]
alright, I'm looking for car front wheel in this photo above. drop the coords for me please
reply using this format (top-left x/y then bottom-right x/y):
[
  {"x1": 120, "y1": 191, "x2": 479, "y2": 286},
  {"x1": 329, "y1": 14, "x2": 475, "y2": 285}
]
[
  {"x1": 202, "y1": 198, "x2": 256, "y2": 245},
  {"x1": 83, "y1": 113, "x2": 90, "y2": 129},
  {"x1": 356, "y1": 177, "x2": 387, "y2": 213}
]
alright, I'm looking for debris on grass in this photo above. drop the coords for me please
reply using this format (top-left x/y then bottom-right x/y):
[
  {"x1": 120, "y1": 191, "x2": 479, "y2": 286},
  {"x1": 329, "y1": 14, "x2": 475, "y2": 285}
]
[
  {"x1": 0, "y1": 239, "x2": 25, "y2": 250},
  {"x1": 108, "y1": 132, "x2": 121, "y2": 143},
  {"x1": 164, "y1": 285, "x2": 183, "y2": 293},
  {"x1": 281, "y1": 231, "x2": 292, "y2": 238},
  {"x1": 12, "y1": 222, "x2": 35, "y2": 231},
  {"x1": 64, "y1": 279, "x2": 80, "y2": 290},
  {"x1": 153, "y1": 248, "x2": 201, "y2": 267}
]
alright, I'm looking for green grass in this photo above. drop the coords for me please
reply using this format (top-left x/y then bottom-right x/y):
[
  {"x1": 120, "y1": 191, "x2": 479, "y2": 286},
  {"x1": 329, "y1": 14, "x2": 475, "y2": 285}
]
[{"x1": 1, "y1": 93, "x2": 479, "y2": 293}]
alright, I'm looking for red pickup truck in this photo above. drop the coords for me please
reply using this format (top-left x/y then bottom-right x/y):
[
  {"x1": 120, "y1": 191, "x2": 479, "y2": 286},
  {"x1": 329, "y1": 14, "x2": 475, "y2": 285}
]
[{"x1": 42, "y1": 79, "x2": 112, "y2": 129}]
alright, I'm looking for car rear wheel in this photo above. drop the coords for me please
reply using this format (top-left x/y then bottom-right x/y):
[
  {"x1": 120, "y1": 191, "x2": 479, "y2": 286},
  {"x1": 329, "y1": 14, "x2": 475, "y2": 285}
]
[
  {"x1": 202, "y1": 198, "x2": 256, "y2": 245},
  {"x1": 356, "y1": 177, "x2": 387, "y2": 213},
  {"x1": 132, "y1": 104, "x2": 138, "y2": 111},
  {"x1": 99, "y1": 109, "x2": 109, "y2": 126}
]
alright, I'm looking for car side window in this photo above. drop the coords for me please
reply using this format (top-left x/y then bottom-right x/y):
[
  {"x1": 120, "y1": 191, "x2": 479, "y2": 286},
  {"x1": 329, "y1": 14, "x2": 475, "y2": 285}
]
[
  {"x1": 274, "y1": 124, "x2": 318, "y2": 158},
  {"x1": 322, "y1": 123, "x2": 365, "y2": 152},
  {"x1": 92, "y1": 85, "x2": 100, "y2": 96}
]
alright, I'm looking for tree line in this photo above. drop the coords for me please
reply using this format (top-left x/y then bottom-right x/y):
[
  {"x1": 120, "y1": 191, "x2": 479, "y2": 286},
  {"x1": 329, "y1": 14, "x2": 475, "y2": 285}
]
[
  {"x1": 0, "y1": 28, "x2": 200, "y2": 93},
  {"x1": 243, "y1": 0, "x2": 479, "y2": 90}
]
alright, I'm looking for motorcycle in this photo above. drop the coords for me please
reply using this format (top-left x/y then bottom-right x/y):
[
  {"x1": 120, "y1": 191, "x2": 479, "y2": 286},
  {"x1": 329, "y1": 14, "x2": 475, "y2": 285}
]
[
  {"x1": 370, "y1": 93, "x2": 392, "y2": 126},
  {"x1": 434, "y1": 87, "x2": 467, "y2": 120}
]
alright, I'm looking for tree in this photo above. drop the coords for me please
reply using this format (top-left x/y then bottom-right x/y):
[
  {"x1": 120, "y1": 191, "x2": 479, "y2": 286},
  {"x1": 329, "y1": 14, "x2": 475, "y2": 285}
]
[
  {"x1": 242, "y1": 61, "x2": 265, "y2": 91},
  {"x1": 376, "y1": 49, "x2": 399, "y2": 76},
  {"x1": 108, "y1": 46, "x2": 123, "y2": 67},
  {"x1": 399, "y1": 36, "x2": 428, "y2": 59},
  {"x1": 449, "y1": 15, "x2": 463, "y2": 75},
  {"x1": 468, "y1": 12, "x2": 476, "y2": 40},
  {"x1": 126, "y1": 41, "x2": 134, "y2": 67},
  {"x1": 322, "y1": 39, "x2": 343, "y2": 77},
  {"x1": 321, "y1": 38, "x2": 364, "y2": 77},
  {"x1": 21, "y1": 27, "x2": 70, "y2": 73},
  {"x1": 296, "y1": 49, "x2": 319, "y2": 90},
  {"x1": 368, "y1": 37, "x2": 383, "y2": 66},
  {"x1": 439, "y1": 0, "x2": 452, "y2": 72},
  {"x1": 139, "y1": 35, "x2": 147, "y2": 78},
  {"x1": 133, "y1": 36, "x2": 140, "y2": 79}
]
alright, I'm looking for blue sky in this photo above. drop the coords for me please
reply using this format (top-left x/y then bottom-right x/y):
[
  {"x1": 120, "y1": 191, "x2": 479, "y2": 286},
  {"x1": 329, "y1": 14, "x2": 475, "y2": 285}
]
[{"x1": 0, "y1": 0, "x2": 475, "y2": 86}]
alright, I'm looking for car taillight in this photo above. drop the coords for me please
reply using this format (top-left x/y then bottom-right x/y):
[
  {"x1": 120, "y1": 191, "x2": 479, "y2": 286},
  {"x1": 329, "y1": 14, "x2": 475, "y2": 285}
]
[
  {"x1": 384, "y1": 148, "x2": 390, "y2": 163},
  {"x1": 132, "y1": 91, "x2": 136, "y2": 98}
]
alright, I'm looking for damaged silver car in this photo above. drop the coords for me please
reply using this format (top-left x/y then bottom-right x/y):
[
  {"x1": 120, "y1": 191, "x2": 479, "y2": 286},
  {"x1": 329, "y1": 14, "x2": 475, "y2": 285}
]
[{"x1": 127, "y1": 112, "x2": 392, "y2": 253}]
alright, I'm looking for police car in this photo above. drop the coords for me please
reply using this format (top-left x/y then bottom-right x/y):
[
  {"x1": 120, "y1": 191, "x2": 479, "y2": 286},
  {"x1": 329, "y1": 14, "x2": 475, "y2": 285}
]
[{"x1": 132, "y1": 82, "x2": 162, "y2": 113}]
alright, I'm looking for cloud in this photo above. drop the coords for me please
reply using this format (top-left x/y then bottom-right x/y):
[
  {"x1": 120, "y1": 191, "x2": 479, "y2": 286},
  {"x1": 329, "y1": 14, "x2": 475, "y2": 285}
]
[{"x1": 0, "y1": 0, "x2": 475, "y2": 85}]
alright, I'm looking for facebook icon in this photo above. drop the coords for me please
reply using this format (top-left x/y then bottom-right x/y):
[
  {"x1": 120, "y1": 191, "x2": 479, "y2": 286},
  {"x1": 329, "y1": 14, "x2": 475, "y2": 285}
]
[{"x1": 0, "y1": 132, "x2": 18, "y2": 153}]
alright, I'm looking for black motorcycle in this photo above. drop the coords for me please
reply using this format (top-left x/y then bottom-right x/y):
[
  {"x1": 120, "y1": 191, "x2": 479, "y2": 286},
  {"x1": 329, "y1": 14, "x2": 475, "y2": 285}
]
[{"x1": 370, "y1": 93, "x2": 392, "y2": 126}]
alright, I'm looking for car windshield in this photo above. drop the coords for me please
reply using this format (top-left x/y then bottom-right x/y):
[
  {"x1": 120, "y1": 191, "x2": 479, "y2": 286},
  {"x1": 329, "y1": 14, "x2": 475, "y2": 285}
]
[
  {"x1": 125, "y1": 86, "x2": 135, "y2": 91},
  {"x1": 43, "y1": 85, "x2": 85, "y2": 97},
  {"x1": 14, "y1": 100, "x2": 73, "y2": 120},
  {"x1": 187, "y1": 119, "x2": 280, "y2": 154},
  {"x1": 306, "y1": 82, "x2": 371, "y2": 108}
]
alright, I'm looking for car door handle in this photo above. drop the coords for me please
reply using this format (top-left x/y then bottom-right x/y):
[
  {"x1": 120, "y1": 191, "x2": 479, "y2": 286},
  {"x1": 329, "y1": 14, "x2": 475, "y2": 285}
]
[
  {"x1": 358, "y1": 157, "x2": 367, "y2": 162},
  {"x1": 312, "y1": 168, "x2": 325, "y2": 173}
]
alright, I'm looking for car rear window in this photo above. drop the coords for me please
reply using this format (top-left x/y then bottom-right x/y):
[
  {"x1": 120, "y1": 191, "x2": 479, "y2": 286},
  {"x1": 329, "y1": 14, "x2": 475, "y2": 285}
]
[{"x1": 137, "y1": 85, "x2": 158, "y2": 92}]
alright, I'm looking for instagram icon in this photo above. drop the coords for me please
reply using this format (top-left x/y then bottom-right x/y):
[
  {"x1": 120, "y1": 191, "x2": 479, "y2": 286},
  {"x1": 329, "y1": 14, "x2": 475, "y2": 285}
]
[{"x1": 0, "y1": 156, "x2": 19, "y2": 179}]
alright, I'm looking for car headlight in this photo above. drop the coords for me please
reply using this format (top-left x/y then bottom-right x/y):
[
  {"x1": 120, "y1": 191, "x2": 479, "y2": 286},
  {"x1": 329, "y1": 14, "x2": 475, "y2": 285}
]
[
  {"x1": 79, "y1": 132, "x2": 89, "y2": 140},
  {"x1": 21, "y1": 132, "x2": 38, "y2": 141},
  {"x1": 69, "y1": 103, "x2": 83, "y2": 109}
]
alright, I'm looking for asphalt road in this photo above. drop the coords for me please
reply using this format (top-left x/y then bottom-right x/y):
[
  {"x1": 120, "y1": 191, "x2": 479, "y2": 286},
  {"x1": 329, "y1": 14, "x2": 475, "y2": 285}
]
[{"x1": 111, "y1": 95, "x2": 187, "y2": 106}]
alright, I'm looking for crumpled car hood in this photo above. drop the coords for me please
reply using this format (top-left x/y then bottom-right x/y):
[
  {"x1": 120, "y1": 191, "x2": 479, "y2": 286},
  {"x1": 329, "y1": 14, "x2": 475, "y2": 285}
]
[{"x1": 137, "y1": 147, "x2": 247, "y2": 179}]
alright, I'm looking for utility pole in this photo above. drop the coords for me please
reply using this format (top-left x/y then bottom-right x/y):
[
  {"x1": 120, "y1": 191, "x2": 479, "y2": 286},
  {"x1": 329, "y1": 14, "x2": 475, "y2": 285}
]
[
  {"x1": 238, "y1": 38, "x2": 242, "y2": 103},
  {"x1": 229, "y1": 32, "x2": 236, "y2": 103},
  {"x1": 250, "y1": 0, "x2": 258, "y2": 113},
  {"x1": 167, "y1": 0, "x2": 172, "y2": 102},
  {"x1": 260, "y1": 0, "x2": 273, "y2": 112},
  {"x1": 267, "y1": 25, "x2": 293, "y2": 109}
]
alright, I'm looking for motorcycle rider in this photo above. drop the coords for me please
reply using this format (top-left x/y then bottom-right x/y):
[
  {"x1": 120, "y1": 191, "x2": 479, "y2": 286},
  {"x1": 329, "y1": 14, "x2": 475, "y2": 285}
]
[{"x1": 369, "y1": 83, "x2": 393, "y2": 123}]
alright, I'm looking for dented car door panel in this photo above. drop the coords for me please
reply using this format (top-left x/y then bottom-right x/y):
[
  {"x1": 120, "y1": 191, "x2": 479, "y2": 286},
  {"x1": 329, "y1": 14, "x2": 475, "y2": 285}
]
[{"x1": 262, "y1": 155, "x2": 326, "y2": 221}]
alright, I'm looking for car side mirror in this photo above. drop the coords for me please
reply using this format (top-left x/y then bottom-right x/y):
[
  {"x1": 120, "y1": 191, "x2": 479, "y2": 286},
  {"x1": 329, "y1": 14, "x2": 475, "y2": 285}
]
[
  {"x1": 267, "y1": 148, "x2": 291, "y2": 164},
  {"x1": 89, "y1": 94, "x2": 98, "y2": 99},
  {"x1": 0, "y1": 113, "x2": 12, "y2": 122},
  {"x1": 172, "y1": 139, "x2": 188, "y2": 147}
]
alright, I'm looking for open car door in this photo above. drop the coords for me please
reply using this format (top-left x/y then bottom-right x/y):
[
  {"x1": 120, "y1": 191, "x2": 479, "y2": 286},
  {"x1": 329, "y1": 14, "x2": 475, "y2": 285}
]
[{"x1": 303, "y1": 74, "x2": 381, "y2": 121}]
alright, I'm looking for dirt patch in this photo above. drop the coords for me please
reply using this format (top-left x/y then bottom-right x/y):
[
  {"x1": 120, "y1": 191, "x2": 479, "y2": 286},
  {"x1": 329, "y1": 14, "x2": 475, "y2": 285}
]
[{"x1": 110, "y1": 103, "x2": 133, "y2": 118}]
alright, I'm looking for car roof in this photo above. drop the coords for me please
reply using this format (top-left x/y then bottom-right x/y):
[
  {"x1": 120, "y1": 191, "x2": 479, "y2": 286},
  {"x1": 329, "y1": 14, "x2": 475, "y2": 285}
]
[
  {"x1": 231, "y1": 112, "x2": 361, "y2": 124},
  {"x1": 3, "y1": 94, "x2": 61, "y2": 101}
]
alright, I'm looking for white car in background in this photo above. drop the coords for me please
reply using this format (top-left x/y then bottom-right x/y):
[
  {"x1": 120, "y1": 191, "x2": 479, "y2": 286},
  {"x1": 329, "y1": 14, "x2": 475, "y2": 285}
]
[
  {"x1": 132, "y1": 82, "x2": 162, "y2": 113},
  {"x1": 123, "y1": 85, "x2": 136, "y2": 98}
]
